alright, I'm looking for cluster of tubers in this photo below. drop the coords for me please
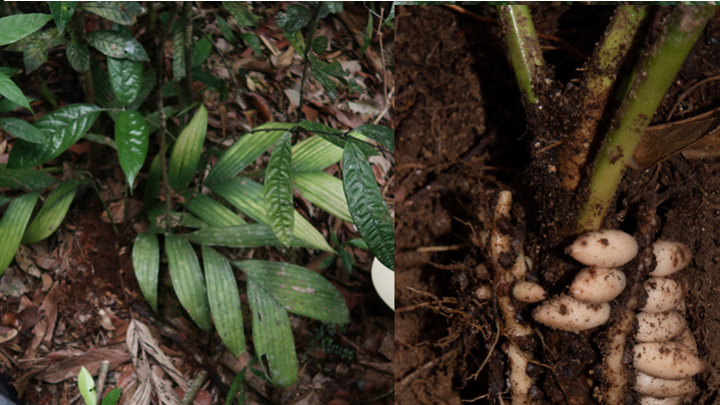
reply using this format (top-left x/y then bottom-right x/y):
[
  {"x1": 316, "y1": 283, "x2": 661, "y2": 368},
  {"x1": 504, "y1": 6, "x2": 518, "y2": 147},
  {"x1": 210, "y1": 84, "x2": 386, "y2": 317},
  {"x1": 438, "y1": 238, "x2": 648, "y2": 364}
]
[{"x1": 521, "y1": 230, "x2": 702, "y2": 404}]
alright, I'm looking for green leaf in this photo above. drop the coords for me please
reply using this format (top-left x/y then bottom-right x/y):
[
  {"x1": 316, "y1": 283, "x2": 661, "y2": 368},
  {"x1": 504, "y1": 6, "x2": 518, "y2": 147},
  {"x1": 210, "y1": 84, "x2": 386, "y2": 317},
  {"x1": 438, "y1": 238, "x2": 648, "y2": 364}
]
[
  {"x1": 298, "y1": 120, "x2": 376, "y2": 157},
  {"x1": 77, "y1": 366, "x2": 97, "y2": 405},
  {"x1": 115, "y1": 110, "x2": 149, "y2": 192},
  {"x1": 91, "y1": 61, "x2": 120, "y2": 120},
  {"x1": 66, "y1": 39, "x2": 90, "y2": 72},
  {"x1": 107, "y1": 57, "x2": 143, "y2": 106},
  {"x1": 283, "y1": 30, "x2": 304, "y2": 54},
  {"x1": 22, "y1": 183, "x2": 77, "y2": 244},
  {"x1": 8, "y1": 104, "x2": 101, "y2": 169},
  {"x1": 145, "y1": 207, "x2": 207, "y2": 233},
  {"x1": 276, "y1": 4, "x2": 311, "y2": 31},
  {"x1": 0, "y1": 14, "x2": 53, "y2": 46},
  {"x1": 361, "y1": 10, "x2": 373, "y2": 56},
  {"x1": 144, "y1": 155, "x2": 161, "y2": 208},
  {"x1": 240, "y1": 33, "x2": 262, "y2": 56},
  {"x1": 0, "y1": 196, "x2": 11, "y2": 208},
  {"x1": 326, "y1": 2, "x2": 343, "y2": 13},
  {"x1": 0, "y1": 118, "x2": 46, "y2": 143},
  {"x1": 48, "y1": 2, "x2": 77, "y2": 35},
  {"x1": 83, "y1": 133, "x2": 117, "y2": 149},
  {"x1": 343, "y1": 141, "x2": 394, "y2": 270},
  {"x1": 341, "y1": 249, "x2": 354, "y2": 274},
  {"x1": 172, "y1": 26, "x2": 186, "y2": 81},
  {"x1": 209, "y1": 178, "x2": 335, "y2": 252},
  {"x1": 236, "y1": 260, "x2": 350, "y2": 324},
  {"x1": 292, "y1": 135, "x2": 343, "y2": 172},
  {"x1": 82, "y1": 1, "x2": 143, "y2": 25},
  {"x1": 168, "y1": 105, "x2": 207, "y2": 191},
  {"x1": 352, "y1": 125, "x2": 394, "y2": 152},
  {"x1": 23, "y1": 43, "x2": 49, "y2": 74},
  {"x1": 216, "y1": 15, "x2": 236, "y2": 43},
  {"x1": 205, "y1": 122, "x2": 294, "y2": 183},
  {"x1": 347, "y1": 238, "x2": 369, "y2": 249},
  {"x1": 0, "y1": 190, "x2": 40, "y2": 276},
  {"x1": 187, "y1": 224, "x2": 310, "y2": 248},
  {"x1": 246, "y1": 280, "x2": 297, "y2": 387},
  {"x1": 100, "y1": 388, "x2": 122, "y2": 405},
  {"x1": 181, "y1": 192, "x2": 246, "y2": 227},
  {"x1": 293, "y1": 172, "x2": 352, "y2": 223},
  {"x1": 224, "y1": 1, "x2": 258, "y2": 27},
  {"x1": 132, "y1": 232, "x2": 159, "y2": 312},
  {"x1": 0, "y1": 165, "x2": 58, "y2": 189},
  {"x1": 225, "y1": 370, "x2": 246, "y2": 405},
  {"x1": 0, "y1": 97, "x2": 35, "y2": 113},
  {"x1": 86, "y1": 30, "x2": 150, "y2": 62},
  {"x1": 165, "y1": 234, "x2": 211, "y2": 331},
  {"x1": 311, "y1": 36, "x2": 328, "y2": 54},
  {"x1": 128, "y1": 68, "x2": 156, "y2": 110},
  {"x1": 0, "y1": 73, "x2": 33, "y2": 113},
  {"x1": 192, "y1": 37, "x2": 212, "y2": 67},
  {"x1": 0, "y1": 67, "x2": 21, "y2": 77},
  {"x1": 264, "y1": 133, "x2": 294, "y2": 246},
  {"x1": 202, "y1": 246, "x2": 245, "y2": 357}
]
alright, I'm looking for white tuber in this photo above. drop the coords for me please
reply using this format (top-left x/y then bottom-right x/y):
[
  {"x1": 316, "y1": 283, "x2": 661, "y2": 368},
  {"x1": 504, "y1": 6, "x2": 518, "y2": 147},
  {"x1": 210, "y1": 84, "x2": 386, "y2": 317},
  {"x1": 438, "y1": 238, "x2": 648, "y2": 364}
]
[
  {"x1": 633, "y1": 342, "x2": 704, "y2": 380},
  {"x1": 513, "y1": 281, "x2": 547, "y2": 303},
  {"x1": 635, "y1": 311, "x2": 687, "y2": 343},
  {"x1": 634, "y1": 371, "x2": 697, "y2": 398},
  {"x1": 639, "y1": 277, "x2": 685, "y2": 313},
  {"x1": 475, "y1": 284, "x2": 493, "y2": 300},
  {"x1": 649, "y1": 241, "x2": 691, "y2": 277},
  {"x1": 675, "y1": 328, "x2": 698, "y2": 355},
  {"x1": 532, "y1": 294, "x2": 610, "y2": 332},
  {"x1": 566, "y1": 229, "x2": 638, "y2": 268},
  {"x1": 570, "y1": 267, "x2": 626, "y2": 304},
  {"x1": 638, "y1": 396, "x2": 684, "y2": 405},
  {"x1": 507, "y1": 343, "x2": 533, "y2": 405}
]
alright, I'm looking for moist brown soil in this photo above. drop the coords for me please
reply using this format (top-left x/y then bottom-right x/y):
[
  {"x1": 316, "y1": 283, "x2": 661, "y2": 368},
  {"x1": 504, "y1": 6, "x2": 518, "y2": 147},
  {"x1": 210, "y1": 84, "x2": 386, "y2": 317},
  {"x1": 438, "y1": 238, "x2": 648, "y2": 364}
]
[{"x1": 395, "y1": 5, "x2": 720, "y2": 405}]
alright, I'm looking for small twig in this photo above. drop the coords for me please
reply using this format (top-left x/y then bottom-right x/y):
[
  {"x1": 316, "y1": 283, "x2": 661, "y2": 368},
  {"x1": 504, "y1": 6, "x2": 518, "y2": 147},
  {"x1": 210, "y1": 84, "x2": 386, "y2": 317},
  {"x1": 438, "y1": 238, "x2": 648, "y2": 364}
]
[
  {"x1": 397, "y1": 350, "x2": 456, "y2": 393},
  {"x1": 297, "y1": 5, "x2": 321, "y2": 123},
  {"x1": 468, "y1": 318, "x2": 500, "y2": 381},
  {"x1": 96, "y1": 360, "x2": 110, "y2": 404},
  {"x1": 416, "y1": 244, "x2": 467, "y2": 253},
  {"x1": 666, "y1": 75, "x2": 720, "y2": 121},
  {"x1": 181, "y1": 370, "x2": 208, "y2": 405},
  {"x1": 192, "y1": 22, "x2": 238, "y2": 94}
]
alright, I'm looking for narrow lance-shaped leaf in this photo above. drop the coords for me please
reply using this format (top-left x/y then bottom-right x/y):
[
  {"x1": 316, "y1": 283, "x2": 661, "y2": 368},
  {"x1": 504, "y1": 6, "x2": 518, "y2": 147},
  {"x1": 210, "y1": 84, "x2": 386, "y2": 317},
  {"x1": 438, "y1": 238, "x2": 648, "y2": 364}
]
[
  {"x1": 132, "y1": 233, "x2": 159, "y2": 312},
  {"x1": 115, "y1": 110, "x2": 149, "y2": 192},
  {"x1": 0, "y1": 190, "x2": 40, "y2": 276},
  {"x1": 0, "y1": 73, "x2": 33, "y2": 113},
  {"x1": 8, "y1": 104, "x2": 101, "y2": 169},
  {"x1": 342, "y1": 141, "x2": 394, "y2": 270},
  {"x1": 180, "y1": 192, "x2": 246, "y2": 227},
  {"x1": 82, "y1": 1, "x2": 143, "y2": 26},
  {"x1": 168, "y1": 105, "x2": 208, "y2": 191},
  {"x1": 293, "y1": 172, "x2": 352, "y2": 223},
  {"x1": 292, "y1": 135, "x2": 343, "y2": 172},
  {"x1": 0, "y1": 14, "x2": 53, "y2": 46},
  {"x1": 108, "y1": 57, "x2": 143, "y2": 106},
  {"x1": 192, "y1": 37, "x2": 212, "y2": 67},
  {"x1": 0, "y1": 118, "x2": 47, "y2": 143},
  {"x1": 48, "y1": 2, "x2": 77, "y2": 36},
  {"x1": 204, "y1": 122, "x2": 295, "y2": 183},
  {"x1": 247, "y1": 280, "x2": 297, "y2": 387},
  {"x1": 187, "y1": 224, "x2": 310, "y2": 248},
  {"x1": 202, "y1": 246, "x2": 245, "y2": 357},
  {"x1": 0, "y1": 165, "x2": 58, "y2": 189},
  {"x1": 264, "y1": 132, "x2": 294, "y2": 246},
  {"x1": 236, "y1": 260, "x2": 350, "y2": 324},
  {"x1": 22, "y1": 184, "x2": 77, "y2": 244},
  {"x1": 165, "y1": 234, "x2": 211, "y2": 330}
]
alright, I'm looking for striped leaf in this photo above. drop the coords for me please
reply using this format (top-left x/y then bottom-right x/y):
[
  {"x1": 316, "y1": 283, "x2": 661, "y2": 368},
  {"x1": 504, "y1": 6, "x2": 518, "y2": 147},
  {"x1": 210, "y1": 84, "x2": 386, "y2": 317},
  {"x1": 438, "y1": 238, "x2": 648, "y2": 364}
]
[
  {"x1": 343, "y1": 141, "x2": 394, "y2": 270},
  {"x1": 293, "y1": 171, "x2": 352, "y2": 223},
  {"x1": 0, "y1": 190, "x2": 40, "y2": 276},
  {"x1": 22, "y1": 182, "x2": 78, "y2": 244},
  {"x1": 165, "y1": 234, "x2": 211, "y2": 330},
  {"x1": 202, "y1": 246, "x2": 245, "y2": 357},
  {"x1": 132, "y1": 233, "x2": 159, "y2": 312},
  {"x1": 292, "y1": 135, "x2": 342, "y2": 172},
  {"x1": 186, "y1": 224, "x2": 310, "y2": 248},
  {"x1": 264, "y1": 132, "x2": 294, "y2": 246},
  {"x1": 247, "y1": 279, "x2": 297, "y2": 387},
  {"x1": 236, "y1": 260, "x2": 349, "y2": 324},
  {"x1": 208, "y1": 178, "x2": 334, "y2": 252},
  {"x1": 181, "y1": 192, "x2": 246, "y2": 227},
  {"x1": 204, "y1": 122, "x2": 294, "y2": 184},
  {"x1": 168, "y1": 105, "x2": 207, "y2": 191}
]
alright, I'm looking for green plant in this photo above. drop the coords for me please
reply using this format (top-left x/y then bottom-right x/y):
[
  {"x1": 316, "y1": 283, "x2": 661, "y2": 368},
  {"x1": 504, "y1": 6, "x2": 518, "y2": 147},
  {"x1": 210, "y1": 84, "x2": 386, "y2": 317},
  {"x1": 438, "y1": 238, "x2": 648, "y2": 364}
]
[
  {"x1": 78, "y1": 366, "x2": 122, "y2": 405},
  {"x1": 0, "y1": 1, "x2": 394, "y2": 390}
]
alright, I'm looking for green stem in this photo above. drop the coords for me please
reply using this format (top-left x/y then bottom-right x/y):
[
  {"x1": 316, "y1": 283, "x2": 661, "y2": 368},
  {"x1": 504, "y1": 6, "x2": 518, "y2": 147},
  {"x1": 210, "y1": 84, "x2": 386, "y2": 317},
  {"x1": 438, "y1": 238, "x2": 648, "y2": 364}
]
[
  {"x1": 496, "y1": 5, "x2": 544, "y2": 105},
  {"x1": 559, "y1": 5, "x2": 650, "y2": 191},
  {"x1": 577, "y1": 5, "x2": 718, "y2": 233},
  {"x1": 297, "y1": 5, "x2": 321, "y2": 123}
]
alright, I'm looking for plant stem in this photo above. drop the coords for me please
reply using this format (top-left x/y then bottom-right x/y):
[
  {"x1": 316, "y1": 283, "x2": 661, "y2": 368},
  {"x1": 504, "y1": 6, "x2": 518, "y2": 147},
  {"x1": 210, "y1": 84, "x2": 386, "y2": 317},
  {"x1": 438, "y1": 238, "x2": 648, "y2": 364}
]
[
  {"x1": 577, "y1": 5, "x2": 718, "y2": 233},
  {"x1": 496, "y1": 5, "x2": 544, "y2": 105},
  {"x1": 157, "y1": 5, "x2": 179, "y2": 234},
  {"x1": 559, "y1": 5, "x2": 650, "y2": 191},
  {"x1": 180, "y1": 370, "x2": 208, "y2": 405},
  {"x1": 297, "y1": 5, "x2": 321, "y2": 123}
]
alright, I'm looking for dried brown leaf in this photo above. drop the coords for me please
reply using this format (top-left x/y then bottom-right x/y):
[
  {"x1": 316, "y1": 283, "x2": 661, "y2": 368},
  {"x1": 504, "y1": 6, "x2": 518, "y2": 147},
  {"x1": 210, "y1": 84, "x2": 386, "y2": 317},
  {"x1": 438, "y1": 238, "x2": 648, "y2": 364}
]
[{"x1": 34, "y1": 349, "x2": 130, "y2": 383}]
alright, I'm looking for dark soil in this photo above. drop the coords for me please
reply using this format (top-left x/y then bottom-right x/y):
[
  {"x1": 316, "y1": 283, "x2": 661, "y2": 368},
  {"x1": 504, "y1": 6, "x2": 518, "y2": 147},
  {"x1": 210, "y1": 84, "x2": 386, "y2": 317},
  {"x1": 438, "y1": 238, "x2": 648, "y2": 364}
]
[{"x1": 395, "y1": 5, "x2": 720, "y2": 405}]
